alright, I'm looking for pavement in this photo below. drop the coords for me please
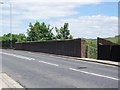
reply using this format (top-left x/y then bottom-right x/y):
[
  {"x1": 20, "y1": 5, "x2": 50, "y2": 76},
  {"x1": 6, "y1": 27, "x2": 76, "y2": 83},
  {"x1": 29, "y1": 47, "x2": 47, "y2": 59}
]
[
  {"x1": 0, "y1": 73, "x2": 23, "y2": 89},
  {"x1": 80, "y1": 58, "x2": 119, "y2": 67},
  {"x1": 48, "y1": 54, "x2": 119, "y2": 67},
  {"x1": 0, "y1": 49, "x2": 119, "y2": 88}
]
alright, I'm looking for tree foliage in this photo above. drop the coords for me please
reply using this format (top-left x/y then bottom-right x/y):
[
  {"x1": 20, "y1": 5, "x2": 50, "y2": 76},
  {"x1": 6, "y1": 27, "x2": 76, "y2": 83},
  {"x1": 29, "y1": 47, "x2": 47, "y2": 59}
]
[
  {"x1": 27, "y1": 22, "x2": 73, "y2": 41},
  {"x1": 55, "y1": 23, "x2": 73, "y2": 40},
  {"x1": 0, "y1": 33, "x2": 27, "y2": 48},
  {"x1": 0, "y1": 21, "x2": 74, "y2": 48},
  {"x1": 1, "y1": 33, "x2": 26, "y2": 42},
  {"x1": 27, "y1": 22, "x2": 54, "y2": 41}
]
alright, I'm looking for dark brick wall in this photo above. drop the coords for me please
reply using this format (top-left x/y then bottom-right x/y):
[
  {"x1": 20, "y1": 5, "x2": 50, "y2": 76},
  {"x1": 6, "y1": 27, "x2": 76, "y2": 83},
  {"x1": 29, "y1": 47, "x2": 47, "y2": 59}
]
[
  {"x1": 110, "y1": 45, "x2": 120, "y2": 62},
  {"x1": 97, "y1": 37, "x2": 116, "y2": 45},
  {"x1": 98, "y1": 45, "x2": 111, "y2": 60},
  {"x1": 15, "y1": 39, "x2": 86, "y2": 58},
  {"x1": 80, "y1": 39, "x2": 86, "y2": 58},
  {"x1": 97, "y1": 37, "x2": 120, "y2": 62}
]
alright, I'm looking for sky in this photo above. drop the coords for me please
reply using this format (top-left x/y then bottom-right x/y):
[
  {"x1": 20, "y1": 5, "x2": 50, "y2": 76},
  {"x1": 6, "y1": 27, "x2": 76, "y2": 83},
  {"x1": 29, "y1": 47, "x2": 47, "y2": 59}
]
[{"x1": 0, "y1": 0, "x2": 119, "y2": 39}]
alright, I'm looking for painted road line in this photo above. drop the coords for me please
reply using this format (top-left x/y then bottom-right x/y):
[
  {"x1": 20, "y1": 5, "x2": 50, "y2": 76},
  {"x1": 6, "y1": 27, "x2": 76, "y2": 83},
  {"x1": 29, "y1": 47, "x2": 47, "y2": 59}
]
[
  {"x1": 12, "y1": 50, "x2": 117, "y2": 67},
  {"x1": 69, "y1": 68, "x2": 119, "y2": 81},
  {"x1": 33, "y1": 52, "x2": 117, "y2": 67},
  {"x1": 0, "y1": 52, "x2": 35, "y2": 61},
  {"x1": 39, "y1": 61, "x2": 59, "y2": 67}
]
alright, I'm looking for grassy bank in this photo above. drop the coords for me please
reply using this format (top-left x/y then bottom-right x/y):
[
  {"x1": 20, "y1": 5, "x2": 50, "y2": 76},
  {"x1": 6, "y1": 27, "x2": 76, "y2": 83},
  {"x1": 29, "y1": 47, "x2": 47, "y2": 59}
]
[{"x1": 85, "y1": 35, "x2": 120, "y2": 59}]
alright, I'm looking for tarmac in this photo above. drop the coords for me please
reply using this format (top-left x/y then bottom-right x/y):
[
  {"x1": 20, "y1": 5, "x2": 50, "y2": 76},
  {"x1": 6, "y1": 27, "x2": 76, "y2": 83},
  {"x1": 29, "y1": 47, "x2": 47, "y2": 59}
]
[{"x1": 0, "y1": 57, "x2": 119, "y2": 89}]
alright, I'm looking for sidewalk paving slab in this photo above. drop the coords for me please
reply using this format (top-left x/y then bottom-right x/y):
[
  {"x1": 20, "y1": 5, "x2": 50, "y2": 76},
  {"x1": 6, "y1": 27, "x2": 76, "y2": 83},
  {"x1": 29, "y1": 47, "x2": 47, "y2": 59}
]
[
  {"x1": 79, "y1": 58, "x2": 119, "y2": 67},
  {"x1": 52, "y1": 54, "x2": 119, "y2": 66},
  {"x1": 0, "y1": 73, "x2": 24, "y2": 89}
]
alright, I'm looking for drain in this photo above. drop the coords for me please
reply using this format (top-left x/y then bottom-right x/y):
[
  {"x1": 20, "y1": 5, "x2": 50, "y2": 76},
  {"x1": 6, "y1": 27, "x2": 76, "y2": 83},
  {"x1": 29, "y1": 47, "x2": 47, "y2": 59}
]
[{"x1": 77, "y1": 67, "x2": 87, "y2": 69}]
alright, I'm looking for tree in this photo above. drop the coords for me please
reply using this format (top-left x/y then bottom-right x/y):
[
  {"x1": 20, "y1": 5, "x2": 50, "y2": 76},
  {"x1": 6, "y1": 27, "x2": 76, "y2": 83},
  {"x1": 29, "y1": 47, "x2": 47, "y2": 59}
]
[
  {"x1": 37, "y1": 22, "x2": 54, "y2": 40},
  {"x1": 27, "y1": 22, "x2": 38, "y2": 41},
  {"x1": 27, "y1": 22, "x2": 54, "y2": 41},
  {"x1": 55, "y1": 23, "x2": 73, "y2": 40},
  {"x1": 1, "y1": 33, "x2": 26, "y2": 48},
  {"x1": 18, "y1": 33, "x2": 27, "y2": 42}
]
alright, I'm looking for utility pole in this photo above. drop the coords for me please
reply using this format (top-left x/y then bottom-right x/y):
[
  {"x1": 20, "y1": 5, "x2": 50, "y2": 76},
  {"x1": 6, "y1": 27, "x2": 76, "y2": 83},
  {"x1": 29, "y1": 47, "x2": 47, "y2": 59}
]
[{"x1": 10, "y1": 3, "x2": 12, "y2": 48}]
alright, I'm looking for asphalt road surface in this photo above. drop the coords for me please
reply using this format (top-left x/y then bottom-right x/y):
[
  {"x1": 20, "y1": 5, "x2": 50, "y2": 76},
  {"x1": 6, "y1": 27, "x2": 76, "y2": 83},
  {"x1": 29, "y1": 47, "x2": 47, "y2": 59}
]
[{"x1": 1, "y1": 49, "x2": 119, "y2": 88}]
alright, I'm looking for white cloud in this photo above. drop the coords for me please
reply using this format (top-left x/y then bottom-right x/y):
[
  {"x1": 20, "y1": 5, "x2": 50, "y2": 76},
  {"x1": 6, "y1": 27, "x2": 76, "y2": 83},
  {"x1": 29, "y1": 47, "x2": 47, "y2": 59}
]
[
  {"x1": 2, "y1": 15, "x2": 118, "y2": 38},
  {"x1": 1, "y1": 0, "x2": 81, "y2": 26},
  {"x1": 2, "y1": 0, "x2": 119, "y2": 3},
  {"x1": 1, "y1": 0, "x2": 118, "y2": 38},
  {"x1": 10, "y1": 0, "x2": 102, "y2": 3},
  {"x1": 1, "y1": 0, "x2": 103, "y2": 20},
  {"x1": 50, "y1": 15, "x2": 118, "y2": 39},
  {"x1": 1, "y1": 0, "x2": 104, "y2": 25}
]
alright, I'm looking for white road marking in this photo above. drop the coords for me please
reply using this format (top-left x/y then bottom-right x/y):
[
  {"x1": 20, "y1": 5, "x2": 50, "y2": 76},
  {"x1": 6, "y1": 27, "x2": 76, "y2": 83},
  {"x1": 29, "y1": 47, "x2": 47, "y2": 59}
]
[
  {"x1": 39, "y1": 61, "x2": 59, "y2": 67},
  {"x1": 1, "y1": 52, "x2": 35, "y2": 61},
  {"x1": 33, "y1": 53, "x2": 117, "y2": 67},
  {"x1": 69, "y1": 68, "x2": 119, "y2": 81},
  {"x1": 14, "y1": 50, "x2": 117, "y2": 67},
  {"x1": 1, "y1": 51, "x2": 118, "y2": 81},
  {"x1": 1, "y1": 52, "x2": 58, "y2": 67}
]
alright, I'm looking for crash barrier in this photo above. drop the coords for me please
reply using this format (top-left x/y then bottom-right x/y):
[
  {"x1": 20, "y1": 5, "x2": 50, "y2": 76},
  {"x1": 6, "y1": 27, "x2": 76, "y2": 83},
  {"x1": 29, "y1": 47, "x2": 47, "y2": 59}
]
[
  {"x1": 15, "y1": 39, "x2": 86, "y2": 58},
  {"x1": 97, "y1": 37, "x2": 120, "y2": 62}
]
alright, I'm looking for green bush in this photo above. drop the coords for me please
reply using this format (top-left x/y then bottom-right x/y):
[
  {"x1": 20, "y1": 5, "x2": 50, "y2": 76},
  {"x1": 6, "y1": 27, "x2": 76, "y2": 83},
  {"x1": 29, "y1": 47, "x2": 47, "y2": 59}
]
[{"x1": 86, "y1": 45, "x2": 97, "y2": 59}]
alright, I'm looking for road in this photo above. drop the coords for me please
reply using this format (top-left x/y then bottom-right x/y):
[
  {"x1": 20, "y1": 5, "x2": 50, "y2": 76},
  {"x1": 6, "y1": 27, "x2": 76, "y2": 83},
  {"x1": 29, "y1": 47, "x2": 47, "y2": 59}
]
[{"x1": 1, "y1": 49, "x2": 119, "y2": 88}]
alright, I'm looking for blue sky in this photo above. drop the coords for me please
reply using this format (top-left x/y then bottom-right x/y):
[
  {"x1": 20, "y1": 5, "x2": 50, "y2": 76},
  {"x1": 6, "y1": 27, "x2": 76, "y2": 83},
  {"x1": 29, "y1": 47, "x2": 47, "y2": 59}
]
[
  {"x1": 76, "y1": 2, "x2": 118, "y2": 16},
  {"x1": 0, "y1": 0, "x2": 119, "y2": 39}
]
